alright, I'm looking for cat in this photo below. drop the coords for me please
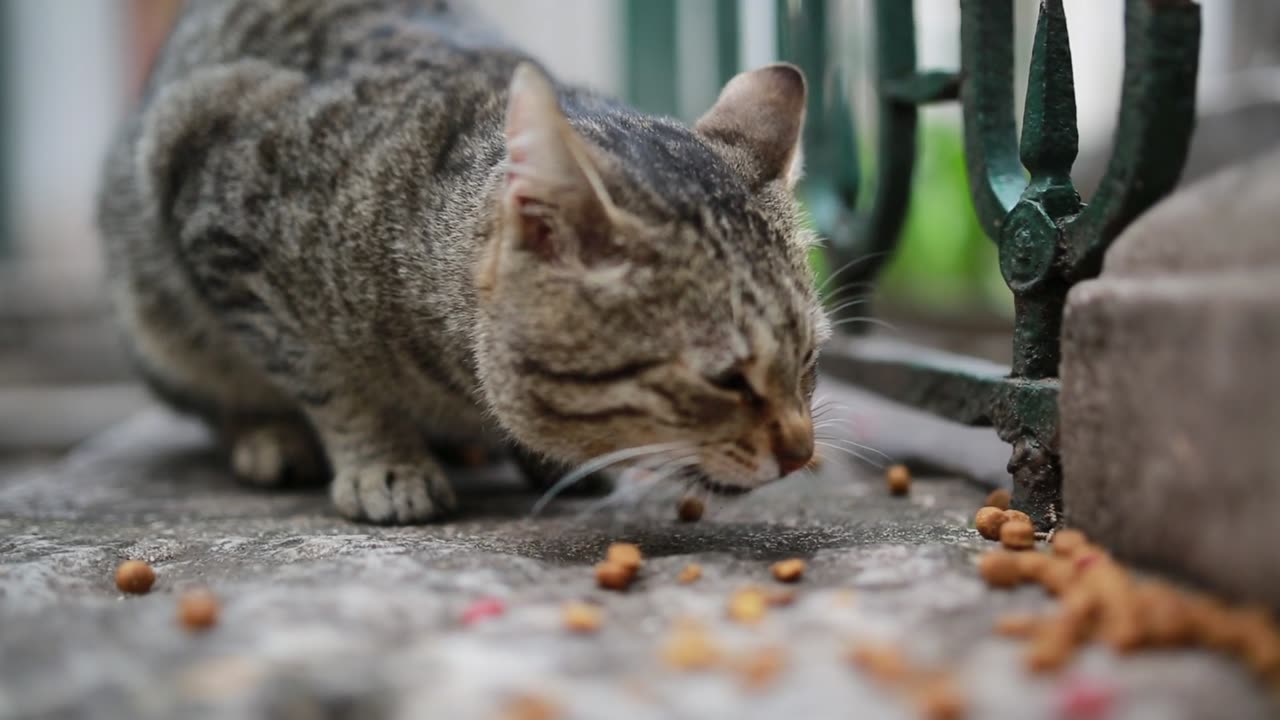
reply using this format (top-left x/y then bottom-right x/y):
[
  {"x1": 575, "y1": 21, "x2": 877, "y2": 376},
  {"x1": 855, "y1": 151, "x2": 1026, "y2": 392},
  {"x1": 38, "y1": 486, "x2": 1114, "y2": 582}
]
[{"x1": 97, "y1": 0, "x2": 828, "y2": 524}]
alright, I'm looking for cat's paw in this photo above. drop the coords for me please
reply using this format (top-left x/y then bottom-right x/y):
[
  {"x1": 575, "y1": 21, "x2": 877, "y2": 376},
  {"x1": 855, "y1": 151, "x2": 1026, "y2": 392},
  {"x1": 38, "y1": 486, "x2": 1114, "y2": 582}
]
[
  {"x1": 330, "y1": 462, "x2": 457, "y2": 524},
  {"x1": 231, "y1": 423, "x2": 325, "y2": 487}
]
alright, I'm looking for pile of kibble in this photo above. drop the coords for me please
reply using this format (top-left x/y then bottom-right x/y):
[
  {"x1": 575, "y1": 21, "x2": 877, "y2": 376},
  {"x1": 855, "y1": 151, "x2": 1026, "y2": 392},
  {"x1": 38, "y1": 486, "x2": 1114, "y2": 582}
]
[{"x1": 971, "y1": 499, "x2": 1280, "y2": 687}]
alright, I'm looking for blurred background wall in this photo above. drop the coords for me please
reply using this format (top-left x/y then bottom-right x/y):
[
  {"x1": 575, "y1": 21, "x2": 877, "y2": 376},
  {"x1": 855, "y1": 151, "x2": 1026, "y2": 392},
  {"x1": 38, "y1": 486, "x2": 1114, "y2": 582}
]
[{"x1": 2, "y1": 0, "x2": 1279, "y2": 454}]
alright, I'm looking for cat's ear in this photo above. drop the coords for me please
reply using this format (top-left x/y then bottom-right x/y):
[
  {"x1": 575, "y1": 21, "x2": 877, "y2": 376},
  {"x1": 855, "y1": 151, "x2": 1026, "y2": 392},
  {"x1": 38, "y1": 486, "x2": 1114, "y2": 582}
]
[
  {"x1": 695, "y1": 63, "x2": 806, "y2": 188},
  {"x1": 502, "y1": 62, "x2": 621, "y2": 265}
]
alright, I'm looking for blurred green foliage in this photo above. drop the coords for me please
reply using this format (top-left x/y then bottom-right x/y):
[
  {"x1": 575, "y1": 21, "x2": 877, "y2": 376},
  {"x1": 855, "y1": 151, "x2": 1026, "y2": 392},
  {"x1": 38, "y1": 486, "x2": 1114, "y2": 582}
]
[{"x1": 810, "y1": 122, "x2": 1014, "y2": 321}]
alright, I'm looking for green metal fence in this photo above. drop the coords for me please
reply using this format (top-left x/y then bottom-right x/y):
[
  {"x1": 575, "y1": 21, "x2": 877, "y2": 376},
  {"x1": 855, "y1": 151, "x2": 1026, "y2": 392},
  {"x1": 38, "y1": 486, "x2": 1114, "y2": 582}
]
[{"x1": 626, "y1": 0, "x2": 1202, "y2": 528}]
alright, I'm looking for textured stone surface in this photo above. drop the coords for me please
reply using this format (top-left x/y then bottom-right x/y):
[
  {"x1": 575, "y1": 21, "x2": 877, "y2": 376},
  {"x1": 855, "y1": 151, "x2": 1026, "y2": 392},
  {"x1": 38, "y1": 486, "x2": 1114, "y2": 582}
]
[
  {"x1": 2, "y1": 398, "x2": 1275, "y2": 720},
  {"x1": 1061, "y1": 149, "x2": 1280, "y2": 607}
]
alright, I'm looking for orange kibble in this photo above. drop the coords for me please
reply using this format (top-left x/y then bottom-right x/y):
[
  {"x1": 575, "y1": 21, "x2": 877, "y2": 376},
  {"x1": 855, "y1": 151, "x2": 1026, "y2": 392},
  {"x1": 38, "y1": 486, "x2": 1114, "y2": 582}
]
[
  {"x1": 177, "y1": 589, "x2": 220, "y2": 631},
  {"x1": 1186, "y1": 597, "x2": 1241, "y2": 652},
  {"x1": 562, "y1": 601, "x2": 603, "y2": 633},
  {"x1": 1025, "y1": 622, "x2": 1078, "y2": 673},
  {"x1": 1015, "y1": 551, "x2": 1052, "y2": 582},
  {"x1": 1242, "y1": 633, "x2": 1280, "y2": 678},
  {"x1": 728, "y1": 588, "x2": 768, "y2": 624},
  {"x1": 771, "y1": 558, "x2": 806, "y2": 583},
  {"x1": 500, "y1": 693, "x2": 560, "y2": 720},
  {"x1": 1058, "y1": 588, "x2": 1101, "y2": 635},
  {"x1": 605, "y1": 543, "x2": 643, "y2": 572},
  {"x1": 886, "y1": 464, "x2": 912, "y2": 496},
  {"x1": 1136, "y1": 583, "x2": 1192, "y2": 647},
  {"x1": 1003, "y1": 509, "x2": 1033, "y2": 526},
  {"x1": 975, "y1": 506, "x2": 1008, "y2": 541},
  {"x1": 1000, "y1": 521, "x2": 1036, "y2": 551},
  {"x1": 766, "y1": 589, "x2": 797, "y2": 607},
  {"x1": 677, "y1": 564, "x2": 702, "y2": 584},
  {"x1": 1050, "y1": 528, "x2": 1088, "y2": 557},
  {"x1": 994, "y1": 613, "x2": 1043, "y2": 638},
  {"x1": 114, "y1": 560, "x2": 156, "y2": 594},
  {"x1": 661, "y1": 622, "x2": 721, "y2": 671},
  {"x1": 848, "y1": 644, "x2": 911, "y2": 685},
  {"x1": 734, "y1": 646, "x2": 786, "y2": 691},
  {"x1": 676, "y1": 496, "x2": 705, "y2": 522},
  {"x1": 911, "y1": 676, "x2": 967, "y2": 720},
  {"x1": 1038, "y1": 558, "x2": 1077, "y2": 595},
  {"x1": 595, "y1": 561, "x2": 634, "y2": 591},
  {"x1": 978, "y1": 550, "x2": 1022, "y2": 588},
  {"x1": 984, "y1": 489, "x2": 1011, "y2": 511},
  {"x1": 1097, "y1": 598, "x2": 1144, "y2": 653}
]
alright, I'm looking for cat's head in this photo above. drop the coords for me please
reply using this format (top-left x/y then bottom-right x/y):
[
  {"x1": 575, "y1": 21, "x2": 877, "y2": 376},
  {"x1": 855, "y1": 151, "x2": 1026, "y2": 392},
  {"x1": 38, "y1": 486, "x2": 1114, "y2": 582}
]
[{"x1": 475, "y1": 62, "x2": 828, "y2": 494}]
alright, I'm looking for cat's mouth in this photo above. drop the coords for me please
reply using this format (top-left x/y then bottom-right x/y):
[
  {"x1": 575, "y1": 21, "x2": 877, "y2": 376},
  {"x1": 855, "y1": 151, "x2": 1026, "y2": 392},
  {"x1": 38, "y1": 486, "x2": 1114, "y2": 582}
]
[{"x1": 693, "y1": 472, "x2": 752, "y2": 496}]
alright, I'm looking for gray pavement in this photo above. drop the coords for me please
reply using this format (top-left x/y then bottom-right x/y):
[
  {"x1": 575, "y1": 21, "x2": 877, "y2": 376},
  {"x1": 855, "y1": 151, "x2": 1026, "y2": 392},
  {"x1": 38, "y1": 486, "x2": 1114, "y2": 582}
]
[{"x1": 0, "y1": 392, "x2": 1273, "y2": 720}]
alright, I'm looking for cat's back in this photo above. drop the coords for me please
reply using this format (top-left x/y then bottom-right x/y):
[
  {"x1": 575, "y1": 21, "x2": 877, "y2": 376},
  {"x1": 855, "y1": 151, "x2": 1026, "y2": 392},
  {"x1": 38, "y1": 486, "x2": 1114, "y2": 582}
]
[{"x1": 146, "y1": 0, "x2": 521, "y2": 97}]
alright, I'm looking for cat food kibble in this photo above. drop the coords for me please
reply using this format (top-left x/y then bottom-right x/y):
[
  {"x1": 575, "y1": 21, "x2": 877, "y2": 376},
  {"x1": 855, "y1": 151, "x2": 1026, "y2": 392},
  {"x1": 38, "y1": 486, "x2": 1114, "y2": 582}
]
[
  {"x1": 770, "y1": 558, "x2": 806, "y2": 583},
  {"x1": 115, "y1": 560, "x2": 156, "y2": 594},
  {"x1": 848, "y1": 644, "x2": 910, "y2": 685},
  {"x1": 735, "y1": 646, "x2": 785, "y2": 691},
  {"x1": 595, "y1": 562, "x2": 633, "y2": 591},
  {"x1": 605, "y1": 542, "x2": 642, "y2": 573},
  {"x1": 1050, "y1": 528, "x2": 1088, "y2": 557},
  {"x1": 677, "y1": 564, "x2": 702, "y2": 584},
  {"x1": 500, "y1": 693, "x2": 560, "y2": 720},
  {"x1": 978, "y1": 531, "x2": 1280, "y2": 688},
  {"x1": 1038, "y1": 558, "x2": 1077, "y2": 596},
  {"x1": 974, "y1": 506, "x2": 1007, "y2": 541},
  {"x1": 978, "y1": 550, "x2": 1022, "y2": 588},
  {"x1": 912, "y1": 676, "x2": 967, "y2": 720},
  {"x1": 886, "y1": 464, "x2": 911, "y2": 496},
  {"x1": 766, "y1": 589, "x2": 797, "y2": 607},
  {"x1": 727, "y1": 588, "x2": 768, "y2": 624},
  {"x1": 1025, "y1": 622, "x2": 1077, "y2": 673},
  {"x1": 561, "y1": 601, "x2": 602, "y2": 633},
  {"x1": 178, "y1": 590, "x2": 220, "y2": 631},
  {"x1": 984, "y1": 488, "x2": 1011, "y2": 511},
  {"x1": 995, "y1": 613, "x2": 1043, "y2": 638},
  {"x1": 1000, "y1": 520, "x2": 1036, "y2": 551},
  {"x1": 676, "y1": 496, "x2": 705, "y2": 522},
  {"x1": 1015, "y1": 551, "x2": 1052, "y2": 582},
  {"x1": 661, "y1": 621, "x2": 721, "y2": 671},
  {"x1": 1003, "y1": 509, "x2": 1032, "y2": 526}
]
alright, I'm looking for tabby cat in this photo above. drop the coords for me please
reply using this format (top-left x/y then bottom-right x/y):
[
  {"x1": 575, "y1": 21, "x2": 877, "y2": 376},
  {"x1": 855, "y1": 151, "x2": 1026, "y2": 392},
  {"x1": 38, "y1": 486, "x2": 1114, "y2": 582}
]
[{"x1": 98, "y1": 0, "x2": 828, "y2": 524}]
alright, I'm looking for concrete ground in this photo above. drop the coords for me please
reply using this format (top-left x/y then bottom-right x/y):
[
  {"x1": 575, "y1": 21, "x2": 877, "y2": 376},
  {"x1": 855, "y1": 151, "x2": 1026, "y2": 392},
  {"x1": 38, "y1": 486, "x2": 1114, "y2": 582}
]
[{"x1": 0, "y1": 387, "x2": 1275, "y2": 720}]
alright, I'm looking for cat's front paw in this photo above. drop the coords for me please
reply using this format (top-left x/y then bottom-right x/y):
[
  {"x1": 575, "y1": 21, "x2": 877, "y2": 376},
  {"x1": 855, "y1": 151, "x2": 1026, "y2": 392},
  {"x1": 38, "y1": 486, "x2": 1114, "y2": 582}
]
[
  {"x1": 330, "y1": 461, "x2": 457, "y2": 524},
  {"x1": 231, "y1": 423, "x2": 325, "y2": 487}
]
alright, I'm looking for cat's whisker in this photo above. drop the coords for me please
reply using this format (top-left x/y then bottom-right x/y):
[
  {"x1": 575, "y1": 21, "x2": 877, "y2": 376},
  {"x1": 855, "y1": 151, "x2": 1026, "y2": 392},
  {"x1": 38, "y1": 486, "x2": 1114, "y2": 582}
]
[
  {"x1": 817, "y1": 252, "x2": 889, "y2": 294},
  {"x1": 823, "y1": 298, "x2": 873, "y2": 316},
  {"x1": 810, "y1": 402, "x2": 852, "y2": 417},
  {"x1": 570, "y1": 451, "x2": 701, "y2": 521},
  {"x1": 530, "y1": 441, "x2": 690, "y2": 516},
  {"x1": 816, "y1": 435, "x2": 892, "y2": 462},
  {"x1": 815, "y1": 440, "x2": 885, "y2": 469},
  {"x1": 575, "y1": 464, "x2": 673, "y2": 520},
  {"x1": 827, "y1": 316, "x2": 900, "y2": 333}
]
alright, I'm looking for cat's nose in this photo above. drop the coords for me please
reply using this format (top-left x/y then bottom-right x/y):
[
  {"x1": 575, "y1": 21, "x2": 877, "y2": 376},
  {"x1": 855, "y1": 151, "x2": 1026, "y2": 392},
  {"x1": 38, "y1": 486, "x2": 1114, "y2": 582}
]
[{"x1": 772, "y1": 411, "x2": 814, "y2": 476}]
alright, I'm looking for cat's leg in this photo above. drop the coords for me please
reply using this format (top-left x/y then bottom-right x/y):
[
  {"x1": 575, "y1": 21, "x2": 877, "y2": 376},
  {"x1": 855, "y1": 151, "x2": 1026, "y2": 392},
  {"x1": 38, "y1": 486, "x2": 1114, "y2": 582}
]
[
  {"x1": 304, "y1": 395, "x2": 458, "y2": 524},
  {"x1": 227, "y1": 418, "x2": 328, "y2": 488}
]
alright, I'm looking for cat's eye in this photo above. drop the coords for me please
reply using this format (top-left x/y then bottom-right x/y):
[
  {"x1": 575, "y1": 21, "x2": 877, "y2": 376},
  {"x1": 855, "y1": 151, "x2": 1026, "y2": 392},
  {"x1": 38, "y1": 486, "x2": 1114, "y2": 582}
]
[{"x1": 708, "y1": 369, "x2": 759, "y2": 403}]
